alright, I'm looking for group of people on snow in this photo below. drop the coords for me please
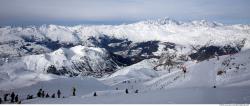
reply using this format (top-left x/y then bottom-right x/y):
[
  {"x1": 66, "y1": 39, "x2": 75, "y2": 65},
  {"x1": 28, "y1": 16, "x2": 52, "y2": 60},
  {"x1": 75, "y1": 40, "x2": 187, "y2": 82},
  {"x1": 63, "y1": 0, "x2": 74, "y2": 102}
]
[
  {"x1": 0, "y1": 92, "x2": 20, "y2": 104},
  {"x1": 36, "y1": 88, "x2": 62, "y2": 99},
  {"x1": 0, "y1": 87, "x2": 77, "y2": 104}
]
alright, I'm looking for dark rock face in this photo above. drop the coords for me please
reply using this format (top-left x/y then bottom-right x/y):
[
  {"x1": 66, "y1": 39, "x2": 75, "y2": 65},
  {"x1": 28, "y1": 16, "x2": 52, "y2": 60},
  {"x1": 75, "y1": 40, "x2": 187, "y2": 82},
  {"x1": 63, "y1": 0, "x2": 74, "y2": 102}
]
[
  {"x1": 87, "y1": 35, "x2": 161, "y2": 65},
  {"x1": 21, "y1": 36, "x2": 76, "y2": 51},
  {"x1": 189, "y1": 45, "x2": 241, "y2": 61},
  {"x1": 47, "y1": 65, "x2": 68, "y2": 76}
]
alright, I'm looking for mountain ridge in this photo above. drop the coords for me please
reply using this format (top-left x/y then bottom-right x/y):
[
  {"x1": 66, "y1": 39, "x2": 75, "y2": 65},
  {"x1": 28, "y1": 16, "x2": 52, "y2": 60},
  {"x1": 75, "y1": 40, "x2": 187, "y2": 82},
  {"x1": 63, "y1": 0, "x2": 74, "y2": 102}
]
[{"x1": 0, "y1": 18, "x2": 250, "y2": 90}]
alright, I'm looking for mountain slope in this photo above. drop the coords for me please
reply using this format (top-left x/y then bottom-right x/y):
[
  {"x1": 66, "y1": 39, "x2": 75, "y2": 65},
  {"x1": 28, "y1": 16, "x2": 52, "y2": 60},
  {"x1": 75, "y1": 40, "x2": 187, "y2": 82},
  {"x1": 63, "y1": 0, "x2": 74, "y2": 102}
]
[{"x1": 0, "y1": 18, "x2": 250, "y2": 92}]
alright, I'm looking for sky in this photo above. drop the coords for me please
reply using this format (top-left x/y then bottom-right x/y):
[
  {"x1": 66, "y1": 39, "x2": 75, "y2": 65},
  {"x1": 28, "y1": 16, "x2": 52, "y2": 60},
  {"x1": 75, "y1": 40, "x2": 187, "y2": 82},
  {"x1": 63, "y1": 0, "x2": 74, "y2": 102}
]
[{"x1": 0, "y1": 0, "x2": 250, "y2": 26}]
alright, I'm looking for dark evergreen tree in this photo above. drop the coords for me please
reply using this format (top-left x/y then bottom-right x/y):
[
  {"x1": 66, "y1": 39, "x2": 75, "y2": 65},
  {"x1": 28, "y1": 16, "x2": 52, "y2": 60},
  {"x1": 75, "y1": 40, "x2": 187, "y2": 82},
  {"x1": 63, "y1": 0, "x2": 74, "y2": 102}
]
[{"x1": 0, "y1": 97, "x2": 2, "y2": 104}]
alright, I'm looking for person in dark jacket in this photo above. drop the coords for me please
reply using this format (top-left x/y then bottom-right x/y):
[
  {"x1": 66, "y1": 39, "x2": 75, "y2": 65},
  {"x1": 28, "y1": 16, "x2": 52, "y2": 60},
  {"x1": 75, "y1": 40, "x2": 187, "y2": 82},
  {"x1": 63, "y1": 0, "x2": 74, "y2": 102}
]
[
  {"x1": 93, "y1": 92, "x2": 97, "y2": 96},
  {"x1": 37, "y1": 89, "x2": 42, "y2": 97},
  {"x1": 45, "y1": 93, "x2": 50, "y2": 98},
  {"x1": 135, "y1": 89, "x2": 139, "y2": 93},
  {"x1": 30, "y1": 95, "x2": 33, "y2": 99},
  {"x1": 10, "y1": 92, "x2": 15, "y2": 103},
  {"x1": 57, "y1": 90, "x2": 61, "y2": 98},
  {"x1": 4, "y1": 94, "x2": 9, "y2": 101},
  {"x1": 41, "y1": 91, "x2": 45, "y2": 98},
  {"x1": 27, "y1": 95, "x2": 33, "y2": 99},
  {"x1": 51, "y1": 94, "x2": 55, "y2": 98},
  {"x1": 72, "y1": 87, "x2": 76, "y2": 96},
  {"x1": 15, "y1": 95, "x2": 19, "y2": 103},
  {"x1": 26, "y1": 95, "x2": 30, "y2": 100},
  {"x1": 125, "y1": 89, "x2": 129, "y2": 94},
  {"x1": 0, "y1": 97, "x2": 2, "y2": 104}
]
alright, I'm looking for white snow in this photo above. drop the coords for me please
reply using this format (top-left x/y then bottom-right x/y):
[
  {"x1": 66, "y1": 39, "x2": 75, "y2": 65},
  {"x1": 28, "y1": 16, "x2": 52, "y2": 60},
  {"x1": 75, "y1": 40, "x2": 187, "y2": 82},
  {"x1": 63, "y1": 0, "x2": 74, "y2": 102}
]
[
  {"x1": 1, "y1": 50, "x2": 250, "y2": 103},
  {"x1": 0, "y1": 18, "x2": 250, "y2": 104},
  {"x1": 0, "y1": 18, "x2": 249, "y2": 49},
  {"x1": 21, "y1": 87, "x2": 250, "y2": 104},
  {"x1": 22, "y1": 45, "x2": 110, "y2": 73}
]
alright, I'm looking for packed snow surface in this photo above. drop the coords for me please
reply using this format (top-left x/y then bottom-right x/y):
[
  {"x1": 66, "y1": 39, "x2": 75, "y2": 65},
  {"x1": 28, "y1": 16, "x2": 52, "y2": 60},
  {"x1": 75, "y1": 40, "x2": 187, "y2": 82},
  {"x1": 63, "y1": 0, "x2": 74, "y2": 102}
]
[
  {"x1": 0, "y1": 18, "x2": 250, "y2": 104},
  {"x1": 2, "y1": 50, "x2": 250, "y2": 103}
]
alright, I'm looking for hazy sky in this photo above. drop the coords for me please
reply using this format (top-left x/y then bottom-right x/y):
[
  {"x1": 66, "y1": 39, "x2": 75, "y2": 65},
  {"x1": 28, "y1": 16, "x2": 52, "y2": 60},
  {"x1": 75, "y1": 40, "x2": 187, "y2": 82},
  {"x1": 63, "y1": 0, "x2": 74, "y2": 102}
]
[{"x1": 0, "y1": 0, "x2": 250, "y2": 26}]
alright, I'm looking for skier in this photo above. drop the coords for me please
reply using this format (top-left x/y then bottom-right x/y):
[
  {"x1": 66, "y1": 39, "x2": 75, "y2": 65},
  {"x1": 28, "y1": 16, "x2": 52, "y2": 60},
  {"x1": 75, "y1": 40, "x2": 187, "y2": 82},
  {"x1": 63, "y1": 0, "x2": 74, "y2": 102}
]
[
  {"x1": 41, "y1": 91, "x2": 45, "y2": 98},
  {"x1": 135, "y1": 89, "x2": 139, "y2": 93},
  {"x1": 37, "y1": 89, "x2": 42, "y2": 97},
  {"x1": 182, "y1": 65, "x2": 187, "y2": 74},
  {"x1": 51, "y1": 94, "x2": 55, "y2": 98},
  {"x1": 4, "y1": 94, "x2": 8, "y2": 101},
  {"x1": 72, "y1": 87, "x2": 76, "y2": 96},
  {"x1": 57, "y1": 90, "x2": 61, "y2": 98},
  {"x1": 29, "y1": 95, "x2": 33, "y2": 99},
  {"x1": 116, "y1": 87, "x2": 118, "y2": 90},
  {"x1": 15, "y1": 95, "x2": 19, "y2": 103},
  {"x1": 37, "y1": 91, "x2": 41, "y2": 98},
  {"x1": 93, "y1": 92, "x2": 97, "y2": 96},
  {"x1": 10, "y1": 92, "x2": 15, "y2": 103},
  {"x1": 125, "y1": 89, "x2": 129, "y2": 94},
  {"x1": 26, "y1": 95, "x2": 30, "y2": 100},
  {"x1": 46, "y1": 93, "x2": 50, "y2": 98},
  {"x1": 181, "y1": 65, "x2": 187, "y2": 78}
]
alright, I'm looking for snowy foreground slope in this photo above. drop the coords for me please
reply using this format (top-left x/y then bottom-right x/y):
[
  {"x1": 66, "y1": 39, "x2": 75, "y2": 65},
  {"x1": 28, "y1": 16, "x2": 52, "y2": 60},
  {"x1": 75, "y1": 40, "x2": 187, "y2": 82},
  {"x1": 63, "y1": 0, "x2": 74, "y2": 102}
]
[
  {"x1": 1, "y1": 49, "x2": 250, "y2": 104},
  {"x1": 0, "y1": 18, "x2": 250, "y2": 103},
  {"x1": 23, "y1": 87, "x2": 250, "y2": 104}
]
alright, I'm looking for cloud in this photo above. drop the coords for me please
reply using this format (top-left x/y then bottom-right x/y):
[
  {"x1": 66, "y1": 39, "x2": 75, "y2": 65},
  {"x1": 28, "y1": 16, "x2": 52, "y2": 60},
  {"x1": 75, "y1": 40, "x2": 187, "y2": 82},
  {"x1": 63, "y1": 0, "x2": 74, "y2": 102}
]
[{"x1": 0, "y1": 0, "x2": 250, "y2": 25}]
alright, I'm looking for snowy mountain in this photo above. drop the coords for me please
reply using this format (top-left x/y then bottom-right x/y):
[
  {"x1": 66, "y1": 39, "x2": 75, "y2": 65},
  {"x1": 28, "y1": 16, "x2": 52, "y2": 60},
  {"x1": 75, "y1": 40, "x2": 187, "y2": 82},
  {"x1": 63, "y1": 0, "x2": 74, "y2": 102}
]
[
  {"x1": 0, "y1": 18, "x2": 250, "y2": 103},
  {"x1": 2, "y1": 49, "x2": 250, "y2": 103}
]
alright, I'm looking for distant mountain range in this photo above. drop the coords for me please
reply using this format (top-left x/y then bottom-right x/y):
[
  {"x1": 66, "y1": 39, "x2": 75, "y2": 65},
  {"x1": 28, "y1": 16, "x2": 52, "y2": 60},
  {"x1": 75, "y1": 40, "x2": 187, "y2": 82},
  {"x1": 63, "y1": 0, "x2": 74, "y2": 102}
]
[{"x1": 0, "y1": 18, "x2": 249, "y2": 82}]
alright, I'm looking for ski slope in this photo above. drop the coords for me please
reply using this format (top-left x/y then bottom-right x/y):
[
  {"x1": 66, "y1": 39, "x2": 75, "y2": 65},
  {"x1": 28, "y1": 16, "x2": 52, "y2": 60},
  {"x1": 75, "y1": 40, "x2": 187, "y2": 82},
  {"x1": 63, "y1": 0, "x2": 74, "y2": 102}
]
[
  {"x1": 173, "y1": 61, "x2": 216, "y2": 88},
  {"x1": 0, "y1": 18, "x2": 250, "y2": 104},
  {"x1": 1, "y1": 50, "x2": 250, "y2": 104},
  {"x1": 21, "y1": 87, "x2": 250, "y2": 104}
]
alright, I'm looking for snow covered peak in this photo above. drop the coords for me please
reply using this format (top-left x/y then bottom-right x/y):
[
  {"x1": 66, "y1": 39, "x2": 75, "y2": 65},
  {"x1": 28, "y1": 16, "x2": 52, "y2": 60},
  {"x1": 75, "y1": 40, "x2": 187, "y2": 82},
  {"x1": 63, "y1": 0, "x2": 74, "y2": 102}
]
[
  {"x1": 136, "y1": 18, "x2": 224, "y2": 27},
  {"x1": 18, "y1": 45, "x2": 117, "y2": 77},
  {"x1": 190, "y1": 20, "x2": 223, "y2": 27},
  {"x1": 0, "y1": 18, "x2": 250, "y2": 52},
  {"x1": 141, "y1": 17, "x2": 181, "y2": 25}
]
